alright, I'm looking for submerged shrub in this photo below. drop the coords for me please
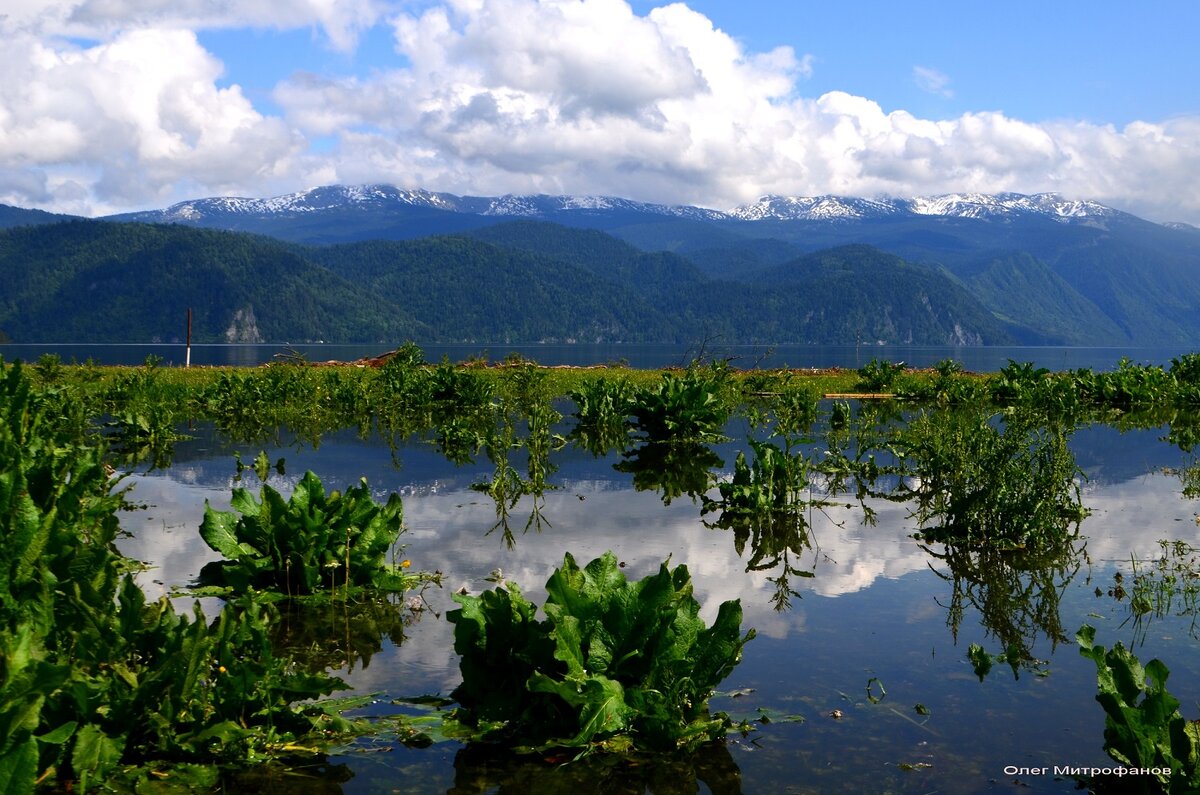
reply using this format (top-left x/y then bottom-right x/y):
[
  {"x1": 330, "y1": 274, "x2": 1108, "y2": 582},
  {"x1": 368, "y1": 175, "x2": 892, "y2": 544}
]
[
  {"x1": 894, "y1": 407, "x2": 1086, "y2": 548},
  {"x1": 447, "y1": 551, "x2": 755, "y2": 753},
  {"x1": 569, "y1": 376, "x2": 638, "y2": 455}
]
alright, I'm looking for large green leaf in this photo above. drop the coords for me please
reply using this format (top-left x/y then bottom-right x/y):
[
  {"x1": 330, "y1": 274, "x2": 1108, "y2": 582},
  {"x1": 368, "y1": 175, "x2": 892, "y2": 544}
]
[
  {"x1": 529, "y1": 673, "x2": 632, "y2": 747},
  {"x1": 199, "y1": 503, "x2": 255, "y2": 560},
  {"x1": 1078, "y1": 624, "x2": 1200, "y2": 791},
  {"x1": 72, "y1": 724, "x2": 126, "y2": 793},
  {"x1": 0, "y1": 738, "x2": 38, "y2": 795}
]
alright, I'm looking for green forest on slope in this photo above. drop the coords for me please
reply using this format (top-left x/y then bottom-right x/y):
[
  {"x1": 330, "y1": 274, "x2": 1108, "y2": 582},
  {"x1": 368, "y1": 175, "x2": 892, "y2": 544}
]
[{"x1": 0, "y1": 219, "x2": 1011, "y2": 345}]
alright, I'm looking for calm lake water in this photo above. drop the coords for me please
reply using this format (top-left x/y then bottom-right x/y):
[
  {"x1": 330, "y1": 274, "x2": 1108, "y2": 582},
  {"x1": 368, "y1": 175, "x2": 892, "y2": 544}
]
[
  {"x1": 113, "y1": 409, "x2": 1200, "y2": 793},
  {"x1": 4, "y1": 342, "x2": 1198, "y2": 371}
]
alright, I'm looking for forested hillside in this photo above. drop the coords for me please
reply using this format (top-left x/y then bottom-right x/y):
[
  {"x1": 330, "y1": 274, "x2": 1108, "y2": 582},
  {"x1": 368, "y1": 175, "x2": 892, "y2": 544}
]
[
  {"x1": 0, "y1": 222, "x2": 426, "y2": 343},
  {"x1": 0, "y1": 219, "x2": 1010, "y2": 345},
  {"x1": 83, "y1": 184, "x2": 1200, "y2": 346}
]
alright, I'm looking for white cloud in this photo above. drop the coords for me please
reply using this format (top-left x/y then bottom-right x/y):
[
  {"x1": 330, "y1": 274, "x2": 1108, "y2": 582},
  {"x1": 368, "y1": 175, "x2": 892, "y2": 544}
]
[
  {"x1": 0, "y1": 29, "x2": 301, "y2": 210},
  {"x1": 0, "y1": 0, "x2": 382, "y2": 50},
  {"x1": 913, "y1": 65, "x2": 953, "y2": 98},
  {"x1": 1, "y1": 0, "x2": 1199, "y2": 224},
  {"x1": 263, "y1": 0, "x2": 1200, "y2": 223}
]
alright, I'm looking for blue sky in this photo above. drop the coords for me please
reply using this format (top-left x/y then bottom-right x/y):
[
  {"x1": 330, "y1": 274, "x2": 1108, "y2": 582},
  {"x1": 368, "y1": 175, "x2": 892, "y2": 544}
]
[
  {"x1": 2, "y1": 1, "x2": 1198, "y2": 223},
  {"x1": 674, "y1": 2, "x2": 1199, "y2": 125}
]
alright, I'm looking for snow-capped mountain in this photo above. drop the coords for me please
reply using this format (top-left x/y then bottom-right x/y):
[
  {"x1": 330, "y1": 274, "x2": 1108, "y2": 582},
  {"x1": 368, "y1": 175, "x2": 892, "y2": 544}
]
[
  {"x1": 469, "y1": 193, "x2": 727, "y2": 221},
  {"x1": 724, "y1": 191, "x2": 1125, "y2": 223},
  {"x1": 728, "y1": 195, "x2": 903, "y2": 221},
  {"x1": 120, "y1": 182, "x2": 1134, "y2": 228},
  {"x1": 901, "y1": 192, "x2": 1121, "y2": 221},
  {"x1": 145, "y1": 185, "x2": 459, "y2": 222},
  {"x1": 11, "y1": 181, "x2": 1199, "y2": 349},
  {"x1": 126, "y1": 184, "x2": 729, "y2": 224}
]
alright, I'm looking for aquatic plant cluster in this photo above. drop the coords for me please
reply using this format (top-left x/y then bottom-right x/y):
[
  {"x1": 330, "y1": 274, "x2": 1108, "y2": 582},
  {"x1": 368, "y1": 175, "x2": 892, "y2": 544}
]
[
  {"x1": 0, "y1": 360, "x2": 383, "y2": 793},
  {"x1": 5, "y1": 348, "x2": 1200, "y2": 790},
  {"x1": 447, "y1": 551, "x2": 754, "y2": 753}
]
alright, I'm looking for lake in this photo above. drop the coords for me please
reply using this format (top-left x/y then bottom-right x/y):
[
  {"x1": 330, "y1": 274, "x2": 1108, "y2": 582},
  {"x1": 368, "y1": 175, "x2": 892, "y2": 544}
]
[
  {"x1": 112, "y1": 402, "x2": 1200, "y2": 793},
  {"x1": 4, "y1": 341, "x2": 1198, "y2": 371}
]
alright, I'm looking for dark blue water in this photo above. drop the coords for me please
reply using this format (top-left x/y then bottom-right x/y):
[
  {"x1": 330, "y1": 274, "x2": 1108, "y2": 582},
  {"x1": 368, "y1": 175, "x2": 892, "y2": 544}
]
[{"x1": 3, "y1": 342, "x2": 1196, "y2": 371}]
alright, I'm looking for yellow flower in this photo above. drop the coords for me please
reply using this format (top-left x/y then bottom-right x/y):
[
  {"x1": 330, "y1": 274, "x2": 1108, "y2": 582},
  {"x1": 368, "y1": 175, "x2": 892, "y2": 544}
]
[
  {"x1": 401, "y1": 559, "x2": 412, "y2": 568},
  {"x1": 218, "y1": 665, "x2": 227, "y2": 674}
]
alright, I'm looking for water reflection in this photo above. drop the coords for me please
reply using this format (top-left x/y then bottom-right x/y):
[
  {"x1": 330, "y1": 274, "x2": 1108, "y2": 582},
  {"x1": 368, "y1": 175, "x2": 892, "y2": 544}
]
[
  {"x1": 448, "y1": 743, "x2": 741, "y2": 795},
  {"x1": 221, "y1": 760, "x2": 354, "y2": 793},
  {"x1": 1099, "y1": 539, "x2": 1200, "y2": 646},
  {"x1": 470, "y1": 397, "x2": 563, "y2": 546},
  {"x1": 614, "y1": 441, "x2": 723, "y2": 505},
  {"x1": 706, "y1": 506, "x2": 818, "y2": 612},
  {"x1": 271, "y1": 596, "x2": 423, "y2": 674},
  {"x1": 109, "y1": 392, "x2": 1200, "y2": 793},
  {"x1": 924, "y1": 538, "x2": 1086, "y2": 672},
  {"x1": 701, "y1": 436, "x2": 824, "y2": 611}
]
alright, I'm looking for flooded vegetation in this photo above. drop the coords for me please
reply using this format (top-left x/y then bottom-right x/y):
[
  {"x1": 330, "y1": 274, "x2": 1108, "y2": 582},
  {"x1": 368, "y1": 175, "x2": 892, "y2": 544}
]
[{"x1": 5, "y1": 349, "x2": 1200, "y2": 792}]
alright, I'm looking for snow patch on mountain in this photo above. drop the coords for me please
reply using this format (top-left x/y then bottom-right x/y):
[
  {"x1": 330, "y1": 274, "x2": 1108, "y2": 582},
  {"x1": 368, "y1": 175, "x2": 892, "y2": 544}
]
[
  {"x1": 479, "y1": 193, "x2": 728, "y2": 220},
  {"x1": 137, "y1": 183, "x2": 1134, "y2": 227},
  {"x1": 904, "y1": 192, "x2": 1120, "y2": 221},
  {"x1": 730, "y1": 195, "x2": 902, "y2": 221},
  {"x1": 156, "y1": 185, "x2": 456, "y2": 221},
  {"x1": 728, "y1": 191, "x2": 1126, "y2": 223}
]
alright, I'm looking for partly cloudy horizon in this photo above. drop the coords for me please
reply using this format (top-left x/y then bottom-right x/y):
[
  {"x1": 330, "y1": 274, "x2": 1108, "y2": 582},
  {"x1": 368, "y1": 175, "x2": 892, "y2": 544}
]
[{"x1": 2, "y1": 0, "x2": 1199, "y2": 224}]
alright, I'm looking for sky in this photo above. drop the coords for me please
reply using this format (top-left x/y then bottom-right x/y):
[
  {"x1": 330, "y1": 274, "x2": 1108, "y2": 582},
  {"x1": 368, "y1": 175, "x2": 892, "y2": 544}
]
[{"x1": 2, "y1": 0, "x2": 1199, "y2": 223}]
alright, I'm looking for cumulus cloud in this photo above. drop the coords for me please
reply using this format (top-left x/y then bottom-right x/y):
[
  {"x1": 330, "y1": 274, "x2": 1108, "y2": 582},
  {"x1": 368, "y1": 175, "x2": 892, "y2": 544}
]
[
  {"x1": 0, "y1": 0, "x2": 382, "y2": 50},
  {"x1": 264, "y1": 0, "x2": 1200, "y2": 223},
  {"x1": 1, "y1": 0, "x2": 1199, "y2": 224},
  {"x1": 0, "y1": 29, "x2": 301, "y2": 210}
]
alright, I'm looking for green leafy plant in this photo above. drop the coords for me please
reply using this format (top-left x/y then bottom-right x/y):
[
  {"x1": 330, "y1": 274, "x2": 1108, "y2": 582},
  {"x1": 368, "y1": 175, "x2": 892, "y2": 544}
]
[
  {"x1": 1077, "y1": 625, "x2": 1200, "y2": 792},
  {"x1": 630, "y1": 370, "x2": 730, "y2": 443},
  {"x1": 446, "y1": 551, "x2": 755, "y2": 753},
  {"x1": 855, "y1": 359, "x2": 905, "y2": 392},
  {"x1": 0, "y1": 359, "x2": 130, "y2": 792},
  {"x1": 59, "y1": 585, "x2": 354, "y2": 787},
  {"x1": 32, "y1": 353, "x2": 64, "y2": 384},
  {"x1": 991, "y1": 360, "x2": 1052, "y2": 401},
  {"x1": 705, "y1": 437, "x2": 812, "y2": 517},
  {"x1": 569, "y1": 376, "x2": 638, "y2": 455},
  {"x1": 897, "y1": 359, "x2": 988, "y2": 404},
  {"x1": 828, "y1": 400, "x2": 851, "y2": 430},
  {"x1": 770, "y1": 383, "x2": 820, "y2": 435},
  {"x1": 199, "y1": 471, "x2": 410, "y2": 594},
  {"x1": 702, "y1": 438, "x2": 823, "y2": 610},
  {"x1": 0, "y1": 360, "x2": 363, "y2": 792}
]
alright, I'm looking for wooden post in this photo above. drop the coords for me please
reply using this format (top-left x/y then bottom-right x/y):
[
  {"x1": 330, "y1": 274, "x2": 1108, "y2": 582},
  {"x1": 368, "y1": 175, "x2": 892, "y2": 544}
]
[{"x1": 185, "y1": 308, "x2": 192, "y2": 368}]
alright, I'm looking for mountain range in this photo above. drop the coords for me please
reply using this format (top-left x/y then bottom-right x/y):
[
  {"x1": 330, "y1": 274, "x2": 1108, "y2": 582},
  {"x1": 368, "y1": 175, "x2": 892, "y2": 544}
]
[
  {"x1": 109, "y1": 184, "x2": 1136, "y2": 226},
  {"x1": 1, "y1": 185, "x2": 1198, "y2": 347}
]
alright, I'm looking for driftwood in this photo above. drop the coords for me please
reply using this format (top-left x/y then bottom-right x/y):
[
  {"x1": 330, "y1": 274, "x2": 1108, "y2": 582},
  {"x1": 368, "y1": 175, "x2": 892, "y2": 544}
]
[{"x1": 823, "y1": 393, "x2": 895, "y2": 399}]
